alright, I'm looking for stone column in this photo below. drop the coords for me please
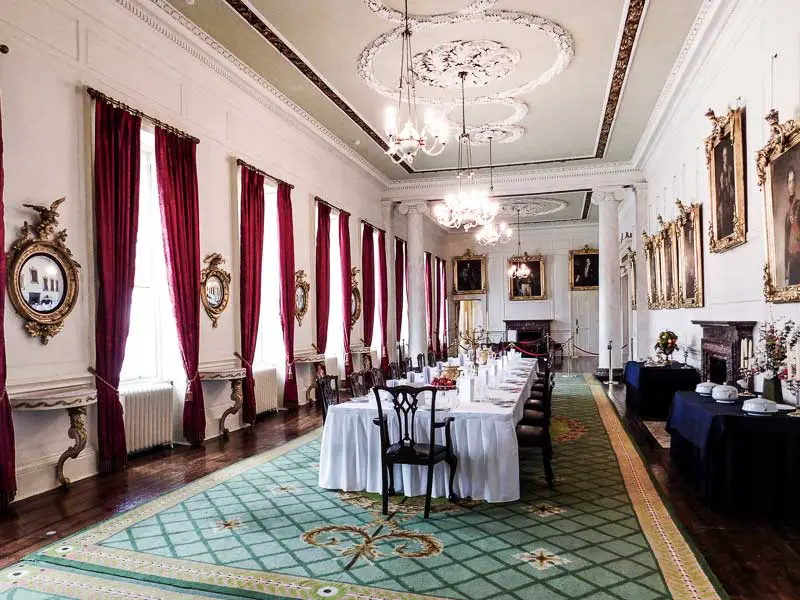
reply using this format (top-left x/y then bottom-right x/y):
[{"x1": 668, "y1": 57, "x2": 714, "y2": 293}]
[
  {"x1": 632, "y1": 184, "x2": 648, "y2": 362},
  {"x1": 382, "y1": 201, "x2": 396, "y2": 361},
  {"x1": 592, "y1": 188, "x2": 626, "y2": 376},
  {"x1": 399, "y1": 202, "x2": 427, "y2": 360}
]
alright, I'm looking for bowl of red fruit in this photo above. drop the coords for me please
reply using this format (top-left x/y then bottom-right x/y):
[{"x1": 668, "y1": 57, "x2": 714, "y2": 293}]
[{"x1": 431, "y1": 377, "x2": 456, "y2": 390}]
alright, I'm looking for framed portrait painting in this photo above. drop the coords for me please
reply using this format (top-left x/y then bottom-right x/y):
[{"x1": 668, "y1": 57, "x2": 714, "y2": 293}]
[
  {"x1": 508, "y1": 254, "x2": 546, "y2": 301},
  {"x1": 676, "y1": 202, "x2": 704, "y2": 307},
  {"x1": 569, "y1": 246, "x2": 599, "y2": 291},
  {"x1": 643, "y1": 233, "x2": 662, "y2": 309},
  {"x1": 705, "y1": 107, "x2": 747, "y2": 252},
  {"x1": 453, "y1": 249, "x2": 487, "y2": 294},
  {"x1": 656, "y1": 216, "x2": 678, "y2": 308},
  {"x1": 758, "y1": 109, "x2": 800, "y2": 302}
]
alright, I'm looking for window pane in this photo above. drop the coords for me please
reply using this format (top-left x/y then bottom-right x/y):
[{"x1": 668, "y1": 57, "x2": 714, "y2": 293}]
[{"x1": 120, "y1": 287, "x2": 159, "y2": 381}]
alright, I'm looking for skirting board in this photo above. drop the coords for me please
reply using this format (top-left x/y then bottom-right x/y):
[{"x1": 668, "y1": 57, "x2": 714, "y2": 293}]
[{"x1": 13, "y1": 447, "x2": 99, "y2": 503}]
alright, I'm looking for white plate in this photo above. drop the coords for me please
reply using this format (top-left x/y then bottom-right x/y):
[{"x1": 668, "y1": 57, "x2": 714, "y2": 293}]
[{"x1": 775, "y1": 404, "x2": 797, "y2": 412}]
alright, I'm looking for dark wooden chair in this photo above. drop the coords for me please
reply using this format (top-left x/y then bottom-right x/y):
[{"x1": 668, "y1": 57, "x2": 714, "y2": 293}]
[
  {"x1": 517, "y1": 423, "x2": 554, "y2": 488},
  {"x1": 522, "y1": 374, "x2": 555, "y2": 426},
  {"x1": 388, "y1": 361, "x2": 403, "y2": 380},
  {"x1": 315, "y1": 375, "x2": 340, "y2": 424},
  {"x1": 366, "y1": 367, "x2": 386, "y2": 389},
  {"x1": 371, "y1": 385, "x2": 458, "y2": 518},
  {"x1": 416, "y1": 353, "x2": 425, "y2": 372},
  {"x1": 404, "y1": 357, "x2": 414, "y2": 374},
  {"x1": 427, "y1": 351, "x2": 436, "y2": 367},
  {"x1": 349, "y1": 371, "x2": 369, "y2": 397}
]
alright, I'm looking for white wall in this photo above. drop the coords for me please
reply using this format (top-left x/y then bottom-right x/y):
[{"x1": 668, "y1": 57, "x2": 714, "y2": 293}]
[
  {"x1": 624, "y1": 0, "x2": 800, "y2": 367},
  {"x1": 444, "y1": 222, "x2": 599, "y2": 353},
  {"x1": 0, "y1": 0, "x2": 393, "y2": 500}
]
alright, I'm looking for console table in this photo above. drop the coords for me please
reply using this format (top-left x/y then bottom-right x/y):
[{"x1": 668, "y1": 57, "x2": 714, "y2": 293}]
[
  {"x1": 10, "y1": 386, "x2": 97, "y2": 488},
  {"x1": 199, "y1": 367, "x2": 246, "y2": 436},
  {"x1": 623, "y1": 361, "x2": 700, "y2": 419}
]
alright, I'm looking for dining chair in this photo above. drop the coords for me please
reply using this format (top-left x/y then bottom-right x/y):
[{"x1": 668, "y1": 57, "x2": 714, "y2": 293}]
[
  {"x1": 522, "y1": 374, "x2": 555, "y2": 426},
  {"x1": 427, "y1": 351, "x2": 436, "y2": 367},
  {"x1": 516, "y1": 420, "x2": 554, "y2": 488},
  {"x1": 315, "y1": 375, "x2": 340, "y2": 424},
  {"x1": 349, "y1": 371, "x2": 369, "y2": 397},
  {"x1": 388, "y1": 361, "x2": 403, "y2": 380},
  {"x1": 371, "y1": 385, "x2": 458, "y2": 518},
  {"x1": 416, "y1": 353, "x2": 425, "y2": 372},
  {"x1": 404, "y1": 357, "x2": 414, "y2": 374},
  {"x1": 366, "y1": 367, "x2": 386, "y2": 389}
]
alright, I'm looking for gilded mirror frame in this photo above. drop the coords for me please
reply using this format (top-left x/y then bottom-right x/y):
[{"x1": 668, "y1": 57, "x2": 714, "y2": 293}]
[
  {"x1": 294, "y1": 269, "x2": 310, "y2": 326},
  {"x1": 350, "y1": 267, "x2": 362, "y2": 327},
  {"x1": 200, "y1": 253, "x2": 231, "y2": 328},
  {"x1": 7, "y1": 198, "x2": 80, "y2": 344}
]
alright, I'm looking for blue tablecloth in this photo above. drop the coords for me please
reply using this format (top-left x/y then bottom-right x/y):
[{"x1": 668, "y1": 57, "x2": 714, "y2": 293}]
[
  {"x1": 623, "y1": 361, "x2": 699, "y2": 419},
  {"x1": 666, "y1": 391, "x2": 800, "y2": 516}
]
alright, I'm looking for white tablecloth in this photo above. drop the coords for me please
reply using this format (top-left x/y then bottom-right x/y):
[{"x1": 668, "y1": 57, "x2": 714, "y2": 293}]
[{"x1": 318, "y1": 359, "x2": 537, "y2": 502}]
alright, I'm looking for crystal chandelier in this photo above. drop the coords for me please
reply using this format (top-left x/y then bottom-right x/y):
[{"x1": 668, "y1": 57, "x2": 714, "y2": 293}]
[
  {"x1": 476, "y1": 138, "x2": 511, "y2": 246},
  {"x1": 384, "y1": 0, "x2": 447, "y2": 165},
  {"x1": 434, "y1": 72, "x2": 498, "y2": 231},
  {"x1": 507, "y1": 208, "x2": 531, "y2": 279}
]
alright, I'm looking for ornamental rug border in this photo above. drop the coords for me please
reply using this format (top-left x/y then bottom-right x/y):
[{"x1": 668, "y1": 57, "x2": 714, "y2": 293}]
[
  {"x1": 586, "y1": 378, "x2": 726, "y2": 600},
  {"x1": 0, "y1": 563, "x2": 226, "y2": 600}
]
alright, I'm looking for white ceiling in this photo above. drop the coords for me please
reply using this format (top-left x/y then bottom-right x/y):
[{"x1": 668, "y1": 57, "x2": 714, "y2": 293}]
[{"x1": 167, "y1": 0, "x2": 703, "y2": 182}]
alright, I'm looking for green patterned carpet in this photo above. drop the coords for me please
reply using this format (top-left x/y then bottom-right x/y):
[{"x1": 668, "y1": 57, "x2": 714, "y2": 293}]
[{"x1": 0, "y1": 375, "x2": 724, "y2": 600}]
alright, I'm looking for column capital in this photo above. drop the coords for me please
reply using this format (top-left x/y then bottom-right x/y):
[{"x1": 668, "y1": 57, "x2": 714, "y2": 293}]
[
  {"x1": 591, "y1": 187, "x2": 627, "y2": 205},
  {"x1": 397, "y1": 201, "x2": 430, "y2": 216}
]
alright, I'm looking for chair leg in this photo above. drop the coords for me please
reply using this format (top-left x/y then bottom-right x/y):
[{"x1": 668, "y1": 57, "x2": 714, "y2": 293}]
[
  {"x1": 424, "y1": 463, "x2": 435, "y2": 519},
  {"x1": 388, "y1": 463, "x2": 396, "y2": 496},
  {"x1": 381, "y1": 462, "x2": 389, "y2": 515},
  {"x1": 446, "y1": 454, "x2": 458, "y2": 502}
]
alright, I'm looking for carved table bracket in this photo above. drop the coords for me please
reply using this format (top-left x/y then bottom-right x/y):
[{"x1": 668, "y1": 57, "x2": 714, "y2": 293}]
[
  {"x1": 10, "y1": 385, "x2": 98, "y2": 489},
  {"x1": 199, "y1": 367, "x2": 247, "y2": 438}
]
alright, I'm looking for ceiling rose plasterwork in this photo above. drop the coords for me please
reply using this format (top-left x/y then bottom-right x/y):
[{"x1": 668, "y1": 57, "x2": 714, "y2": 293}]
[
  {"x1": 411, "y1": 40, "x2": 520, "y2": 89},
  {"x1": 364, "y1": 0, "x2": 499, "y2": 24},
  {"x1": 469, "y1": 124, "x2": 525, "y2": 144},
  {"x1": 357, "y1": 3, "x2": 574, "y2": 146},
  {"x1": 497, "y1": 198, "x2": 568, "y2": 218}
]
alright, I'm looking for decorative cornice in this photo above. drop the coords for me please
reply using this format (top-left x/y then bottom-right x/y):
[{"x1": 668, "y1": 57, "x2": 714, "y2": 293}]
[
  {"x1": 383, "y1": 161, "x2": 644, "y2": 199},
  {"x1": 114, "y1": 0, "x2": 391, "y2": 185},
  {"x1": 631, "y1": 0, "x2": 728, "y2": 168}
]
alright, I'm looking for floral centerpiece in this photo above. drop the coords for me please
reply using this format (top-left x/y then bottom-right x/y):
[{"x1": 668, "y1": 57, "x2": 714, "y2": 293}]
[
  {"x1": 654, "y1": 330, "x2": 679, "y2": 360},
  {"x1": 752, "y1": 318, "x2": 797, "y2": 401}
]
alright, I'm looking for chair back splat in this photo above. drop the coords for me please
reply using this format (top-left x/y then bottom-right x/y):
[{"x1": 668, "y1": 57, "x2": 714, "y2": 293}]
[{"x1": 315, "y1": 375, "x2": 340, "y2": 424}]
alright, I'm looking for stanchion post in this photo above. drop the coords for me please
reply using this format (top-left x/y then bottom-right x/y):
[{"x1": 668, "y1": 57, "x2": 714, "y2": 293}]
[{"x1": 606, "y1": 340, "x2": 614, "y2": 385}]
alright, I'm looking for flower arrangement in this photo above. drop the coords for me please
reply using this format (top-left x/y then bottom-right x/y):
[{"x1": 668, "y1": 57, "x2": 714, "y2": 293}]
[
  {"x1": 753, "y1": 318, "x2": 796, "y2": 379},
  {"x1": 654, "y1": 330, "x2": 678, "y2": 358}
]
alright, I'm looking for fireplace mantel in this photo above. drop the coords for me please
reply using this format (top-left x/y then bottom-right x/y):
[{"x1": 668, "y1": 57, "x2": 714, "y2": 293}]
[{"x1": 691, "y1": 320, "x2": 756, "y2": 383}]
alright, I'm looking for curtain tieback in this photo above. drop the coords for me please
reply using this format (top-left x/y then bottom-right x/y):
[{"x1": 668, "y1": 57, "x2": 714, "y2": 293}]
[
  {"x1": 88, "y1": 367, "x2": 120, "y2": 396},
  {"x1": 186, "y1": 371, "x2": 200, "y2": 394},
  {"x1": 286, "y1": 359, "x2": 295, "y2": 380},
  {"x1": 234, "y1": 352, "x2": 253, "y2": 370}
]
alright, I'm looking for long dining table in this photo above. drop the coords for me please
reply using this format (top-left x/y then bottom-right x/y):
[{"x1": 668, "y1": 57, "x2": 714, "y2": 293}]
[{"x1": 318, "y1": 358, "x2": 538, "y2": 503}]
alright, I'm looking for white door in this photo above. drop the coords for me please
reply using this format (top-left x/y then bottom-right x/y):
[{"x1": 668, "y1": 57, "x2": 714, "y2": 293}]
[{"x1": 572, "y1": 290, "x2": 599, "y2": 356}]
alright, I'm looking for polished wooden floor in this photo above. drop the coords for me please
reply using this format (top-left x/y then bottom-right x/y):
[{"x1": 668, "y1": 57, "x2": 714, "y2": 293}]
[{"x1": 2, "y1": 384, "x2": 799, "y2": 599}]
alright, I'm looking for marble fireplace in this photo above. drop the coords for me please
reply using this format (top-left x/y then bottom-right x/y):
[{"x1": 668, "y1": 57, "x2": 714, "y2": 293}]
[{"x1": 691, "y1": 320, "x2": 756, "y2": 384}]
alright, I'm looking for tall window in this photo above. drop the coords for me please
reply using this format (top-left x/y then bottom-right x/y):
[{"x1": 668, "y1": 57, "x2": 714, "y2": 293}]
[
  {"x1": 255, "y1": 184, "x2": 283, "y2": 368},
  {"x1": 327, "y1": 211, "x2": 345, "y2": 376},
  {"x1": 399, "y1": 241, "x2": 409, "y2": 356},
  {"x1": 120, "y1": 129, "x2": 173, "y2": 383},
  {"x1": 371, "y1": 228, "x2": 382, "y2": 356}
]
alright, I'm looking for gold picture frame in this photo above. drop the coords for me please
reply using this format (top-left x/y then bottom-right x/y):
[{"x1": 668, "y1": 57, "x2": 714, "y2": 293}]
[
  {"x1": 7, "y1": 198, "x2": 80, "y2": 344},
  {"x1": 453, "y1": 248, "x2": 487, "y2": 295},
  {"x1": 569, "y1": 245, "x2": 599, "y2": 291},
  {"x1": 657, "y1": 216, "x2": 679, "y2": 309},
  {"x1": 758, "y1": 109, "x2": 800, "y2": 302},
  {"x1": 350, "y1": 267, "x2": 362, "y2": 327},
  {"x1": 675, "y1": 201, "x2": 704, "y2": 307},
  {"x1": 508, "y1": 253, "x2": 546, "y2": 301},
  {"x1": 294, "y1": 270, "x2": 310, "y2": 326},
  {"x1": 706, "y1": 107, "x2": 747, "y2": 252},
  {"x1": 200, "y1": 253, "x2": 231, "y2": 328},
  {"x1": 643, "y1": 232, "x2": 662, "y2": 309}
]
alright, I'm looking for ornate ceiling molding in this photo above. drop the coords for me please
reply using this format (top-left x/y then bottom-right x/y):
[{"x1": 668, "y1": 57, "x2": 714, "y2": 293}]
[
  {"x1": 412, "y1": 40, "x2": 520, "y2": 89},
  {"x1": 364, "y1": 0, "x2": 499, "y2": 24},
  {"x1": 115, "y1": 0, "x2": 392, "y2": 184},
  {"x1": 496, "y1": 197, "x2": 568, "y2": 218}
]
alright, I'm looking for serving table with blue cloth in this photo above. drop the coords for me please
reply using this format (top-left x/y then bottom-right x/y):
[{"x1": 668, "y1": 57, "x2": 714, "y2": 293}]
[
  {"x1": 623, "y1": 361, "x2": 700, "y2": 419},
  {"x1": 667, "y1": 391, "x2": 800, "y2": 516}
]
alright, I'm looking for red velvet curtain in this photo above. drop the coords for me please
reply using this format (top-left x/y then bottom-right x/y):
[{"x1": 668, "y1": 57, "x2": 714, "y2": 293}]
[
  {"x1": 0, "y1": 95, "x2": 16, "y2": 509},
  {"x1": 339, "y1": 212, "x2": 353, "y2": 377},
  {"x1": 315, "y1": 201, "x2": 331, "y2": 354},
  {"x1": 394, "y1": 237, "x2": 405, "y2": 346},
  {"x1": 361, "y1": 223, "x2": 375, "y2": 347},
  {"x1": 441, "y1": 258, "x2": 449, "y2": 357},
  {"x1": 154, "y1": 127, "x2": 205, "y2": 445},
  {"x1": 434, "y1": 257, "x2": 442, "y2": 359},
  {"x1": 378, "y1": 230, "x2": 389, "y2": 372},
  {"x1": 239, "y1": 166, "x2": 265, "y2": 424},
  {"x1": 277, "y1": 182, "x2": 298, "y2": 407},
  {"x1": 425, "y1": 252, "x2": 433, "y2": 351},
  {"x1": 93, "y1": 99, "x2": 141, "y2": 472}
]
